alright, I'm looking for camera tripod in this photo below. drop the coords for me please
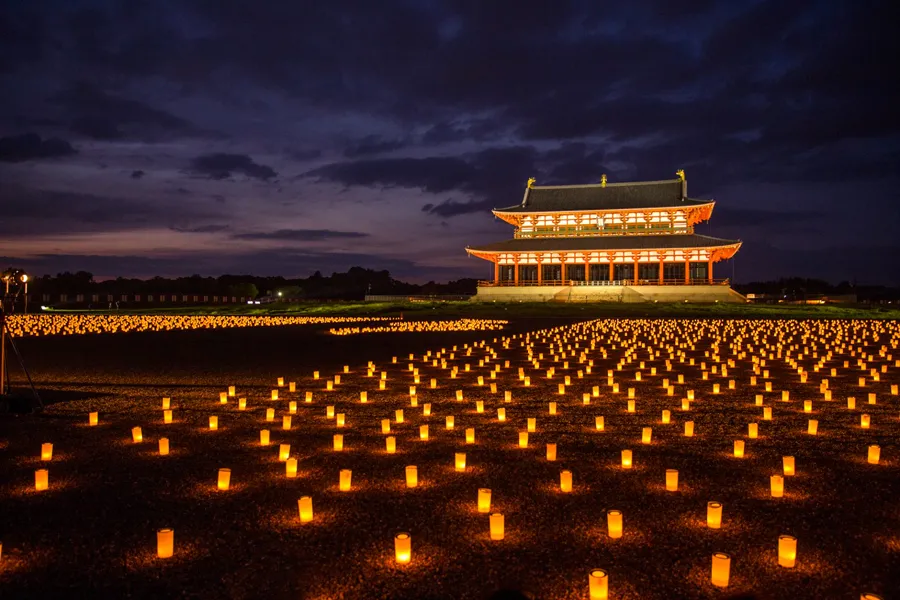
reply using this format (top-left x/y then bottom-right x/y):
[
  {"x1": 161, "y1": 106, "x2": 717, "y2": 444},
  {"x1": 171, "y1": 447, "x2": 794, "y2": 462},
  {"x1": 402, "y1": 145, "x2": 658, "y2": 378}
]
[{"x1": 0, "y1": 301, "x2": 42, "y2": 411}]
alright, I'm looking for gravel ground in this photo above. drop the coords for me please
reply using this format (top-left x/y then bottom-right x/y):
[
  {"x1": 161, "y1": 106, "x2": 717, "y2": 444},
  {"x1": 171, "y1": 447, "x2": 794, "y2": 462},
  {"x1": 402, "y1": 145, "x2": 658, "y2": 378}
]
[{"x1": 0, "y1": 318, "x2": 897, "y2": 600}]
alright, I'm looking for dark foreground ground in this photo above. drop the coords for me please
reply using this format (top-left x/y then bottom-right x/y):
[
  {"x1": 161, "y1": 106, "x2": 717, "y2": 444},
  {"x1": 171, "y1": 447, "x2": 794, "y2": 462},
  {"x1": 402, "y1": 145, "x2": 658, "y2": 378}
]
[{"x1": 0, "y1": 318, "x2": 897, "y2": 600}]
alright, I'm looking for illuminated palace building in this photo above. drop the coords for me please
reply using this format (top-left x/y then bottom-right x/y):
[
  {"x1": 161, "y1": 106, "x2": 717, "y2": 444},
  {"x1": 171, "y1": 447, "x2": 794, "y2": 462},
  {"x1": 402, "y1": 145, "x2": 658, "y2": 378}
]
[{"x1": 466, "y1": 171, "x2": 745, "y2": 302}]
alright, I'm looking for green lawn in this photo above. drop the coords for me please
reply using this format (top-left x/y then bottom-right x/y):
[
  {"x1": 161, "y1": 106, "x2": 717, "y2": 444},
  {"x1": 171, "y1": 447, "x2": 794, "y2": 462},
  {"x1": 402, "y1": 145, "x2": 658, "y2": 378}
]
[{"x1": 42, "y1": 300, "x2": 900, "y2": 319}]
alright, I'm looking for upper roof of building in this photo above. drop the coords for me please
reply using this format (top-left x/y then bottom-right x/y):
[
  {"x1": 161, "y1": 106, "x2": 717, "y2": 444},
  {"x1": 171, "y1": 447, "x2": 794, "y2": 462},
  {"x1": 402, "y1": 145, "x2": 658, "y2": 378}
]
[{"x1": 494, "y1": 177, "x2": 712, "y2": 214}]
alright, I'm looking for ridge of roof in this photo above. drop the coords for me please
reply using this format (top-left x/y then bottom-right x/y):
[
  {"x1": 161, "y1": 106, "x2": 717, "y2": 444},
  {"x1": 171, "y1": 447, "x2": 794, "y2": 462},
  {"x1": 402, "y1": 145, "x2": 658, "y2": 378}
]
[{"x1": 529, "y1": 178, "x2": 682, "y2": 190}]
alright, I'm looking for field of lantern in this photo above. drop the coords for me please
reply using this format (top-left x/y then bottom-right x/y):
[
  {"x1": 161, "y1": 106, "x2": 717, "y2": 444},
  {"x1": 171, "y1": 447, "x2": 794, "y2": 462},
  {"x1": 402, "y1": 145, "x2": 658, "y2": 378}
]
[{"x1": 0, "y1": 318, "x2": 897, "y2": 599}]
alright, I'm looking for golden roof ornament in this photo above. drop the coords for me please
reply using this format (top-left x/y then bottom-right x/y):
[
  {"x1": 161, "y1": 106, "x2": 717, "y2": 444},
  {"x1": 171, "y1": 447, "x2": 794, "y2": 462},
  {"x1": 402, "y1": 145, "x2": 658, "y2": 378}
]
[
  {"x1": 601, "y1": 174, "x2": 607, "y2": 188},
  {"x1": 526, "y1": 177, "x2": 536, "y2": 188},
  {"x1": 676, "y1": 169, "x2": 685, "y2": 181}
]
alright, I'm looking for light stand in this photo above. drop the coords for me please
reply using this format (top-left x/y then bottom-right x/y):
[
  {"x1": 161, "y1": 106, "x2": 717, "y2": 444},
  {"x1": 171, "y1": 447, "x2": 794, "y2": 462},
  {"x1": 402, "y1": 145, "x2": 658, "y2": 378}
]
[{"x1": 0, "y1": 269, "x2": 42, "y2": 412}]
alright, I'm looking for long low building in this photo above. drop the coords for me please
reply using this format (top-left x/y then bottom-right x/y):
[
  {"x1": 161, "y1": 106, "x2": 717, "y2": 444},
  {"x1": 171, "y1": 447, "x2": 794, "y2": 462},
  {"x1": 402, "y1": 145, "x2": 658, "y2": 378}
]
[{"x1": 465, "y1": 171, "x2": 745, "y2": 303}]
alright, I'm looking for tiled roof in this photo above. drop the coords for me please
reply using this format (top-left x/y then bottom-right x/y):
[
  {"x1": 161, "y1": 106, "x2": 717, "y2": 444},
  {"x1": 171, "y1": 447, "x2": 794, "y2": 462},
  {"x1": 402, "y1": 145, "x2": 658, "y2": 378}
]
[{"x1": 495, "y1": 179, "x2": 711, "y2": 213}]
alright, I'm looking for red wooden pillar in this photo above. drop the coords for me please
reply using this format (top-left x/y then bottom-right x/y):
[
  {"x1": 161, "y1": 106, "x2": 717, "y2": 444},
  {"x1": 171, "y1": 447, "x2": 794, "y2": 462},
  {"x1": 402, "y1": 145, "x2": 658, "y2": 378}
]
[
  {"x1": 708, "y1": 258, "x2": 714, "y2": 284},
  {"x1": 561, "y1": 255, "x2": 567, "y2": 285},
  {"x1": 584, "y1": 259, "x2": 590, "y2": 282},
  {"x1": 608, "y1": 261, "x2": 614, "y2": 282},
  {"x1": 658, "y1": 260, "x2": 664, "y2": 285},
  {"x1": 493, "y1": 261, "x2": 499, "y2": 285},
  {"x1": 684, "y1": 258, "x2": 690, "y2": 284},
  {"x1": 537, "y1": 257, "x2": 543, "y2": 285},
  {"x1": 633, "y1": 259, "x2": 639, "y2": 285},
  {"x1": 514, "y1": 257, "x2": 520, "y2": 286}
]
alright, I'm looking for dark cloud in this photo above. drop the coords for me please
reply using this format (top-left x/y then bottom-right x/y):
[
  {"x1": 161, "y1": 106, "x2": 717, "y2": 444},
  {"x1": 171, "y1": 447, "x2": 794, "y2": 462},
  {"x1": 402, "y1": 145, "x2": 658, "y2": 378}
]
[
  {"x1": 0, "y1": 133, "x2": 77, "y2": 162},
  {"x1": 169, "y1": 224, "x2": 230, "y2": 234},
  {"x1": 343, "y1": 135, "x2": 406, "y2": 158},
  {"x1": 130, "y1": 170, "x2": 144, "y2": 179},
  {"x1": 710, "y1": 208, "x2": 824, "y2": 229},
  {"x1": 232, "y1": 229, "x2": 369, "y2": 241},
  {"x1": 189, "y1": 153, "x2": 277, "y2": 181}
]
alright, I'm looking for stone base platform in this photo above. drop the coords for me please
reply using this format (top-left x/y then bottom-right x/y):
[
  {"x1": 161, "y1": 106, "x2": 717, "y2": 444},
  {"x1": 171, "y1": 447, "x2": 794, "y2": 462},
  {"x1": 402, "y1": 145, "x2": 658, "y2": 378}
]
[{"x1": 472, "y1": 284, "x2": 747, "y2": 303}]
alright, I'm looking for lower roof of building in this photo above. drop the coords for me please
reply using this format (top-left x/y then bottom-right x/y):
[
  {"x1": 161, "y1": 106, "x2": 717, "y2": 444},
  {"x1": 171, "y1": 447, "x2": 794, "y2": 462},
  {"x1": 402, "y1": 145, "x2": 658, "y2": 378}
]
[{"x1": 466, "y1": 234, "x2": 741, "y2": 253}]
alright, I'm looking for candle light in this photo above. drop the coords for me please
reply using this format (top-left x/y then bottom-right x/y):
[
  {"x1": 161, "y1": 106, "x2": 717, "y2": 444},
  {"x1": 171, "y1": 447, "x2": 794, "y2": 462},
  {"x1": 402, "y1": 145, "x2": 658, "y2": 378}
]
[
  {"x1": 282, "y1": 415, "x2": 291, "y2": 430},
  {"x1": 476, "y1": 400, "x2": 484, "y2": 413},
  {"x1": 560, "y1": 469, "x2": 573, "y2": 492},
  {"x1": 662, "y1": 410, "x2": 671, "y2": 423},
  {"x1": 549, "y1": 401, "x2": 557, "y2": 414},
  {"x1": 394, "y1": 532, "x2": 411, "y2": 563},
  {"x1": 446, "y1": 416, "x2": 455, "y2": 429},
  {"x1": 272, "y1": 389, "x2": 279, "y2": 400},
  {"x1": 209, "y1": 416, "x2": 219, "y2": 430},
  {"x1": 286, "y1": 458, "x2": 298, "y2": 478},
  {"x1": 665, "y1": 469, "x2": 679, "y2": 491},
  {"x1": 455, "y1": 452, "x2": 467, "y2": 471},
  {"x1": 419, "y1": 425, "x2": 429, "y2": 440},
  {"x1": 306, "y1": 391, "x2": 314, "y2": 403},
  {"x1": 707, "y1": 501, "x2": 722, "y2": 529},
  {"x1": 456, "y1": 390, "x2": 464, "y2": 401},
  {"x1": 405, "y1": 465, "x2": 418, "y2": 488},
  {"x1": 684, "y1": 421, "x2": 694, "y2": 437},
  {"x1": 627, "y1": 399, "x2": 635, "y2": 412},
  {"x1": 527, "y1": 418, "x2": 536, "y2": 432},
  {"x1": 157, "y1": 528, "x2": 174, "y2": 558},
  {"x1": 219, "y1": 392, "x2": 228, "y2": 404},
  {"x1": 298, "y1": 496, "x2": 313, "y2": 523},
  {"x1": 621, "y1": 450, "x2": 632, "y2": 469},
  {"x1": 748, "y1": 422, "x2": 758, "y2": 438},
  {"x1": 711, "y1": 553, "x2": 731, "y2": 588},
  {"x1": 770, "y1": 474, "x2": 784, "y2": 498},
  {"x1": 382, "y1": 419, "x2": 391, "y2": 434},
  {"x1": 386, "y1": 436, "x2": 396, "y2": 453},
  {"x1": 734, "y1": 440, "x2": 745, "y2": 458},
  {"x1": 778, "y1": 535, "x2": 797, "y2": 568},
  {"x1": 34, "y1": 469, "x2": 48, "y2": 491},
  {"x1": 260, "y1": 429, "x2": 270, "y2": 446},
  {"x1": 588, "y1": 568, "x2": 608, "y2": 600},
  {"x1": 239, "y1": 398, "x2": 247, "y2": 410},
  {"x1": 546, "y1": 443, "x2": 557, "y2": 461},
  {"x1": 336, "y1": 413, "x2": 345, "y2": 427},
  {"x1": 266, "y1": 408, "x2": 275, "y2": 422},
  {"x1": 423, "y1": 403, "x2": 431, "y2": 416},
  {"x1": 279, "y1": 444, "x2": 290, "y2": 461},
  {"x1": 783, "y1": 456, "x2": 795, "y2": 476},
  {"x1": 763, "y1": 407, "x2": 772, "y2": 420},
  {"x1": 596, "y1": 416, "x2": 605, "y2": 431},
  {"x1": 682, "y1": 398, "x2": 690, "y2": 411},
  {"x1": 339, "y1": 469, "x2": 352, "y2": 491},
  {"x1": 132, "y1": 426, "x2": 142, "y2": 443},
  {"x1": 807, "y1": 419, "x2": 818, "y2": 435},
  {"x1": 804, "y1": 400, "x2": 812, "y2": 413},
  {"x1": 607, "y1": 509, "x2": 623, "y2": 538},
  {"x1": 164, "y1": 409, "x2": 173, "y2": 424},
  {"x1": 868, "y1": 445, "x2": 880, "y2": 464},
  {"x1": 505, "y1": 390, "x2": 512, "y2": 402},
  {"x1": 497, "y1": 408, "x2": 506, "y2": 422},
  {"x1": 490, "y1": 513, "x2": 505, "y2": 540},
  {"x1": 642, "y1": 427, "x2": 652, "y2": 444},
  {"x1": 519, "y1": 432, "x2": 529, "y2": 448},
  {"x1": 41, "y1": 443, "x2": 53, "y2": 461},
  {"x1": 159, "y1": 437, "x2": 170, "y2": 455},
  {"x1": 333, "y1": 434, "x2": 343, "y2": 451},
  {"x1": 466, "y1": 428, "x2": 475, "y2": 444},
  {"x1": 395, "y1": 409, "x2": 404, "y2": 423},
  {"x1": 478, "y1": 488, "x2": 492, "y2": 513},
  {"x1": 217, "y1": 468, "x2": 231, "y2": 490},
  {"x1": 89, "y1": 411, "x2": 99, "y2": 426},
  {"x1": 861, "y1": 414, "x2": 870, "y2": 428}
]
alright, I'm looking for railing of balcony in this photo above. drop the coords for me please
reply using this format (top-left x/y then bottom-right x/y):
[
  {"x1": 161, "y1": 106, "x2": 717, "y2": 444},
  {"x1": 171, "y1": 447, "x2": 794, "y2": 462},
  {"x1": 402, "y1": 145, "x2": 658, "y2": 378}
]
[
  {"x1": 515, "y1": 224, "x2": 692, "y2": 238},
  {"x1": 478, "y1": 278, "x2": 731, "y2": 287}
]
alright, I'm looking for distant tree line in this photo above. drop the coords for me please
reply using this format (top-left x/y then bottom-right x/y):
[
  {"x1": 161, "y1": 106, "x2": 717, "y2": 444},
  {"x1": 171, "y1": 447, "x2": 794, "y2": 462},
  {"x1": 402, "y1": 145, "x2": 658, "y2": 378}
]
[
  {"x1": 734, "y1": 278, "x2": 900, "y2": 302},
  {"x1": 21, "y1": 267, "x2": 479, "y2": 300}
]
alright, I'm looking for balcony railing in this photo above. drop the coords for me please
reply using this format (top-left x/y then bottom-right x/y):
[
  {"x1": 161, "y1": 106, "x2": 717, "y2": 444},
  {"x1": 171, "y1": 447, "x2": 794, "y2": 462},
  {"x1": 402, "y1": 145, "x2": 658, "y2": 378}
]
[
  {"x1": 478, "y1": 278, "x2": 731, "y2": 287},
  {"x1": 515, "y1": 224, "x2": 691, "y2": 238}
]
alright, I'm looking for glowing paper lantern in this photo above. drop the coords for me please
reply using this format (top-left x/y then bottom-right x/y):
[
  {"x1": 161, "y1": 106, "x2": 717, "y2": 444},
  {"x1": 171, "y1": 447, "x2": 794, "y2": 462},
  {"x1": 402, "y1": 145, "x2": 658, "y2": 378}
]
[
  {"x1": 306, "y1": 392, "x2": 314, "y2": 403},
  {"x1": 286, "y1": 458, "x2": 298, "y2": 478},
  {"x1": 763, "y1": 407, "x2": 772, "y2": 420},
  {"x1": 456, "y1": 390, "x2": 464, "y2": 401},
  {"x1": 868, "y1": 445, "x2": 880, "y2": 464},
  {"x1": 395, "y1": 409, "x2": 404, "y2": 423},
  {"x1": 505, "y1": 391, "x2": 512, "y2": 402},
  {"x1": 734, "y1": 440, "x2": 745, "y2": 458},
  {"x1": 219, "y1": 392, "x2": 228, "y2": 404},
  {"x1": 132, "y1": 427, "x2": 143, "y2": 443},
  {"x1": 665, "y1": 469, "x2": 679, "y2": 491},
  {"x1": 266, "y1": 408, "x2": 275, "y2": 422},
  {"x1": 423, "y1": 403, "x2": 431, "y2": 416},
  {"x1": 394, "y1": 532, "x2": 411, "y2": 563},
  {"x1": 298, "y1": 496, "x2": 313, "y2": 523},
  {"x1": 497, "y1": 408, "x2": 506, "y2": 422},
  {"x1": 588, "y1": 568, "x2": 608, "y2": 600},
  {"x1": 336, "y1": 413, "x2": 345, "y2": 427},
  {"x1": 560, "y1": 469, "x2": 573, "y2": 492},
  {"x1": 405, "y1": 465, "x2": 418, "y2": 488},
  {"x1": 861, "y1": 414, "x2": 870, "y2": 428},
  {"x1": 382, "y1": 419, "x2": 391, "y2": 434},
  {"x1": 807, "y1": 419, "x2": 818, "y2": 435},
  {"x1": 157, "y1": 528, "x2": 174, "y2": 558},
  {"x1": 804, "y1": 400, "x2": 812, "y2": 413},
  {"x1": 478, "y1": 488, "x2": 492, "y2": 513},
  {"x1": 279, "y1": 444, "x2": 290, "y2": 461},
  {"x1": 711, "y1": 553, "x2": 731, "y2": 587},
  {"x1": 621, "y1": 450, "x2": 632, "y2": 469},
  {"x1": 35, "y1": 469, "x2": 49, "y2": 491},
  {"x1": 466, "y1": 428, "x2": 475, "y2": 444},
  {"x1": 339, "y1": 469, "x2": 352, "y2": 491},
  {"x1": 217, "y1": 468, "x2": 231, "y2": 490},
  {"x1": 333, "y1": 434, "x2": 343, "y2": 451},
  {"x1": 662, "y1": 410, "x2": 671, "y2": 424},
  {"x1": 707, "y1": 501, "x2": 722, "y2": 529},
  {"x1": 490, "y1": 513, "x2": 505, "y2": 541},
  {"x1": 164, "y1": 409, "x2": 173, "y2": 424},
  {"x1": 684, "y1": 421, "x2": 694, "y2": 437},
  {"x1": 778, "y1": 535, "x2": 797, "y2": 568},
  {"x1": 627, "y1": 400, "x2": 635, "y2": 413},
  {"x1": 642, "y1": 427, "x2": 652, "y2": 444},
  {"x1": 159, "y1": 438, "x2": 170, "y2": 455},
  {"x1": 546, "y1": 443, "x2": 557, "y2": 461},
  {"x1": 549, "y1": 402, "x2": 557, "y2": 415},
  {"x1": 419, "y1": 425, "x2": 429, "y2": 440},
  {"x1": 770, "y1": 474, "x2": 784, "y2": 498},
  {"x1": 209, "y1": 416, "x2": 219, "y2": 430},
  {"x1": 446, "y1": 416, "x2": 455, "y2": 429},
  {"x1": 386, "y1": 436, "x2": 396, "y2": 453},
  {"x1": 519, "y1": 432, "x2": 529, "y2": 448},
  {"x1": 681, "y1": 398, "x2": 690, "y2": 411},
  {"x1": 282, "y1": 415, "x2": 292, "y2": 430},
  {"x1": 783, "y1": 456, "x2": 795, "y2": 476},
  {"x1": 748, "y1": 423, "x2": 758, "y2": 438},
  {"x1": 527, "y1": 418, "x2": 536, "y2": 432},
  {"x1": 89, "y1": 412, "x2": 98, "y2": 426},
  {"x1": 41, "y1": 443, "x2": 53, "y2": 461},
  {"x1": 271, "y1": 390, "x2": 279, "y2": 400},
  {"x1": 596, "y1": 416, "x2": 605, "y2": 431},
  {"x1": 476, "y1": 401, "x2": 484, "y2": 413},
  {"x1": 607, "y1": 509, "x2": 623, "y2": 538}
]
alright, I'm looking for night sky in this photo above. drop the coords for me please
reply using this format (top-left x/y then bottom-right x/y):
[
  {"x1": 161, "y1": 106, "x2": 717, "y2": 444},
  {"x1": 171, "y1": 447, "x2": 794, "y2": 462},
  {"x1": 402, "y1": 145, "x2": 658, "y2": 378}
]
[{"x1": 1, "y1": 0, "x2": 898, "y2": 284}]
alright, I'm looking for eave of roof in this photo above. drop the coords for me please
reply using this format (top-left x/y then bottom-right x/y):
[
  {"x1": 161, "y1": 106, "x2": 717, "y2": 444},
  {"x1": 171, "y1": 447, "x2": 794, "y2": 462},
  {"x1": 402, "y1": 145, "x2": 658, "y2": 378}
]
[{"x1": 466, "y1": 234, "x2": 741, "y2": 253}]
